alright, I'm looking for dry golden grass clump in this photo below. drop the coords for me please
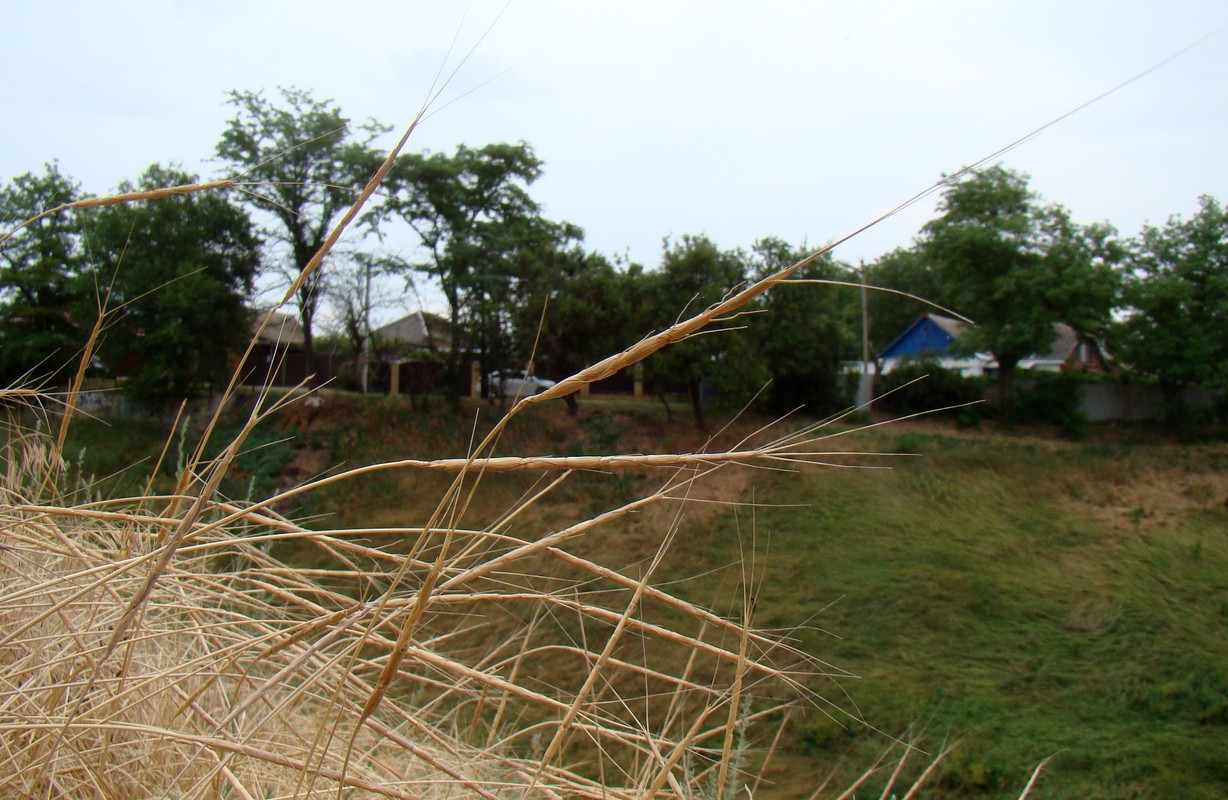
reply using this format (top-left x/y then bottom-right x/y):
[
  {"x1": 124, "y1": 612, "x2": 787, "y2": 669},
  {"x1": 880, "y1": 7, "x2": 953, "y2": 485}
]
[
  {"x1": 1, "y1": 431, "x2": 498, "y2": 798},
  {"x1": 0, "y1": 384, "x2": 858, "y2": 799}
]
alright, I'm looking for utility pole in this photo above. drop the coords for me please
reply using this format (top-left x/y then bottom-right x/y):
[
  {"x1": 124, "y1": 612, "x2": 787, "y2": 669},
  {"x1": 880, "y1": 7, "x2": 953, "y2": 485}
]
[
  {"x1": 857, "y1": 260, "x2": 874, "y2": 408},
  {"x1": 360, "y1": 256, "x2": 371, "y2": 394}
]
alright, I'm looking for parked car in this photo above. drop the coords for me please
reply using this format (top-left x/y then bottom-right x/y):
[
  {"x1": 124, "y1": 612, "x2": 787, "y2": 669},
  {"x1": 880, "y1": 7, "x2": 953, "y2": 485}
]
[{"x1": 487, "y1": 369, "x2": 556, "y2": 398}]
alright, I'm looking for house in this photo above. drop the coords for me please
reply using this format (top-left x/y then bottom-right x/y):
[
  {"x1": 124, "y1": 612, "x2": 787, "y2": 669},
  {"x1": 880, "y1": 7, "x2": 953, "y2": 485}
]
[
  {"x1": 871, "y1": 313, "x2": 1106, "y2": 377},
  {"x1": 1018, "y1": 323, "x2": 1108, "y2": 373},
  {"x1": 876, "y1": 313, "x2": 991, "y2": 377},
  {"x1": 241, "y1": 309, "x2": 308, "y2": 388},
  {"x1": 373, "y1": 311, "x2": 450, "y2": 355},
  {"x1": 251, "y1": 310, "x2": 305, "y2": 347}
]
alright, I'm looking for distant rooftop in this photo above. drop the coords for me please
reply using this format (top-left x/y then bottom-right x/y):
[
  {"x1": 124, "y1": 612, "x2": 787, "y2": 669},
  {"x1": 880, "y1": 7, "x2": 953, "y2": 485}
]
[{"x1": 251, "y1": 310, "x2": 304, "y2": 346}]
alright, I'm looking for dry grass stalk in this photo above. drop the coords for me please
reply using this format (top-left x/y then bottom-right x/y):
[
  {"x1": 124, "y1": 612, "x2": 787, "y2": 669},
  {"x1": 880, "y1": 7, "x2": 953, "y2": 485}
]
[{"x1": 1, "y1": 380, "x2": 845, "y2": 800}]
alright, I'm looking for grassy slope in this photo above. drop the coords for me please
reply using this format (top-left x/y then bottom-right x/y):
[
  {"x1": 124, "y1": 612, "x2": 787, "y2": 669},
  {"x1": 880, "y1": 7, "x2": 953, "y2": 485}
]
[
  {"x1": 56, "y1": 398, "x2": 1228, "y2": 799},
  {"x1": 670, "y1": 425, "x2": 1228, "y2": 799}
]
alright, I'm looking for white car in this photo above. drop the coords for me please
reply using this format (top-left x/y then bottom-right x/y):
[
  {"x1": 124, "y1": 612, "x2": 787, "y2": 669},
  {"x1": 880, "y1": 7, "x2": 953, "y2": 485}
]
[{"x1": 488, "y1": 369, "x2": 556, "y2": 398}]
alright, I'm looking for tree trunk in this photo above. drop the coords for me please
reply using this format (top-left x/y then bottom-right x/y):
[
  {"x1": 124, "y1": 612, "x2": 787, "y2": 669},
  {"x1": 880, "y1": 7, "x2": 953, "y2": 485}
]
[
  {"x1": 299, "y1": 306, "x2": 316, "y2": 386},
  {"x1": 294, "y1": 239, "x2": 321, "y2": 387},
  {"x1": 1158, "y1": 376, "x2": 1185, "y2": 429},
  {"x1": 445, "y1": 316, "x2": 463, "y2": 412},
  {"x1": 657, "y1": 391, "x2": 672, "y2": 423},
  {"x1": 996, "y1": 359, "x2": 1017, "y2": 421},
  {"x1": 563, "y1": 392, "x2": 578, "y2": 417},
  {"x1": 689, "y1": 379, "x2": 706, "y2": 431}
]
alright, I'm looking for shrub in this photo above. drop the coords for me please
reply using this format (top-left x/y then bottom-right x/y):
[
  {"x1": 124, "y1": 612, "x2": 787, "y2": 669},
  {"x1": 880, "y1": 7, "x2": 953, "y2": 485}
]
[
  {"x1": 875, "y1": 360, "x2": 986, "y2": 421},
  {"x1": 1012, "y1": 371, "x2": 1091, "y2": 438}
]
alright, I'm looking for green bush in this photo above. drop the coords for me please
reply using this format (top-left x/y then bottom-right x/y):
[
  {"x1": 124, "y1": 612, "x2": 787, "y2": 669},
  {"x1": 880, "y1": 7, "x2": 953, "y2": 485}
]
[
  {"x1": 1012, "y1": 372, "x2": 1090, "y2": 438},
  {"x1": 875, "y1": 360, "x2": 986, "y2": 421},
  {"x1": 206, "y1": 423, "x2": 299, "y2": 499}
]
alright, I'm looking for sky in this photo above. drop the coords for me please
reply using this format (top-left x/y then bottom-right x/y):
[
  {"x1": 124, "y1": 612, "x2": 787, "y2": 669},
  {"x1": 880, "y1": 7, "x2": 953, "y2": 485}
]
[{"x1": 3, "y1": 1, "x2": 1226, "y2": 324}]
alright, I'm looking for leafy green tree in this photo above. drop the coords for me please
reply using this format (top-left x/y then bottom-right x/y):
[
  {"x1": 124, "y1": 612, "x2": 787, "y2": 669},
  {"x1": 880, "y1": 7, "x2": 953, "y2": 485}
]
[
  {"x1": 513, "y1": 250, "x2": 649, "y2": 414},
  {"x1": 749, "y1": 238, "x2": 854, "y2": 414},
  {"x1": 525, "y1": 252, "x2": 649, "y2": 375},
  {"x1": 921, "y1": 165, "x2": 1121, "y2": 411},
  {"x1": 85, "y1": 164, "x2": 261, "y2": 404},
  {"x1": 469, "y1": 213, "x2": 584, "y2": 391},
  {"x1": 387, "y1": 142, "x2": 573, "y2": 406},
  {"x1": 0, "y1": 163, "x2": 88, "y2": 385},
  {"x1": 643, "y1": 235, "x2": 756, "y2": 429},
  {"x1": 216, "y1": 87, "x2": 387, "y2": 376},
  {"x1": 1110, "y1": 195, "x2": 1228, "y2": 420}
]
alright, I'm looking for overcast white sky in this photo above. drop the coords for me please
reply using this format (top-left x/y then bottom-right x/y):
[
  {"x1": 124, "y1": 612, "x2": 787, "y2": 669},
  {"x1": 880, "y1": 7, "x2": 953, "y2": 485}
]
[{"x1": 3, "y1": 1, "x2": 1225, "y2": 322}]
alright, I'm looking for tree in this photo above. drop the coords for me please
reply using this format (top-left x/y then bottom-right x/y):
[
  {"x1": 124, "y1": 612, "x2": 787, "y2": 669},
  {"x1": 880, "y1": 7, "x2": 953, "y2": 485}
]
[
  {"x1": 749, "y1": 238, "x2": 854, "y2": 414},
  {"x1": 216, "y1": 87, "x2": 387, "y2": 378},
  {"x1": 388, "y1": 142, "x2": 574, "y2": 406},
  {"x1": 0, "y1": 163, "x2": 88, "y2": 385},
  {"x1": 921, "y1": 165, "x2": 1121, "y2": 411},
  {"x1": 85, "y1": 164, "x2": 261, "y2": 404},
  {"x1": 508, "y1": 248, "x2": 646, "y2": 415},
  {"x1": 643, "y1": 235, "x2": 756, "y2": 429},
  {"x1": 469, "y1": 213, "x2": 585, "y2": 394},
  {"x1": 1110, "y1": 195, "x2": 1228, "y2": 420}
]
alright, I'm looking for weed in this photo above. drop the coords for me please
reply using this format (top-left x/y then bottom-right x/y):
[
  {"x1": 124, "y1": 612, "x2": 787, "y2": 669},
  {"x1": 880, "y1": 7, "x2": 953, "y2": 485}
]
[{"x1": 580, "y1": 411, "x2": 627, "y2": 451}]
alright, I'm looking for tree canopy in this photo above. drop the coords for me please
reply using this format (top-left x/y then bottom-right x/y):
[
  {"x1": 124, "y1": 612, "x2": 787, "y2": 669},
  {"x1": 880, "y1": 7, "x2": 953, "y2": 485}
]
[
  {"x1": 386, "y1": 141, "x2": 582, "y2": 405},
  {"x1": 920, "y1": 165, "x2": 1122, "y2": 409},
  {"x1": 84, "y1": 164, "x2": 261, "y2": 404},
  {"x1": 6, "y1": 90, "x2": 1227, "y2": 428},
  {"x1": 642, "y1": 235, "x2": 755, "y2": 429},
  {"x1": 0, "y1": 163, "x2": 88, "y2": 385},
  {"x1": 862, "y1": 246, "x2": 944, "y2": 355},
  {"x1": 1110, "y1": 195, "x2": 1228, "y2": 418},
  {"x1": 749, "y1": 238, "x2": 853, "y2": 415}
]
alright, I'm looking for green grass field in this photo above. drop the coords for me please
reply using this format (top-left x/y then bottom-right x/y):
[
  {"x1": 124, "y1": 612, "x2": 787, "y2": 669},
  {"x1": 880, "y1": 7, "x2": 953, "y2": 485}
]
[
  {"x1": 660, "y1": 425, "x2": 1228, "y2": 798},
  {"x1": 54, "y1": 397, "x2": 1228, "y2": 798}
]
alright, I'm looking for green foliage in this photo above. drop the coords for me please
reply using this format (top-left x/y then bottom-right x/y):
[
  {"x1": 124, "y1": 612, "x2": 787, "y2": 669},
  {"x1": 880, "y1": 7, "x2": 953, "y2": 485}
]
[
  {"x1": 705, "y1": 332, "x2": 773, "y2": 411},
  {"x1": 642, "y1": 235, "x2": 757, "y2": 427},
  {"x1": 386, "y1": 142, "x2": 580, "y2": 404},
  {"x1": 864, "y1": 246, "x2": 943, "y2": 354},
  {"x1": 939, "y1": 755, "x2": 1010, "y2": 794},
  {"x1": 512, "y1": 250, "x2": 643, "y2": 384},
  {"x1": 750, "y1": 238, "x2": 853, "y2": 415},
  {"x1": 876, "y1": 359, "x2": 985, "y2": 420},
  {"x1": 1109, "y1": 195, "x2": 1228, "y2": 422},
  {"x1": 0, "y1": 163, "x2": 88, "y2": 385},
  {"x1": 205, "y1": 422, "x2": 299, "y2": 500},
  {"x1": 574, "y1": 412, "x2": 641, "y2": 509},
  {"x1": 920, "y1": 165, "x2": 1122, "y2": 406},
  {"x1": 665, "y1": 429, "x2": 1228, "y2": 799},
  {"x1": 84, "y1": 164, "x2": 260, "y2": 405},
  {"x1": 1012, "y1": 372, "x2": 1091, "y2": 437},
  {"x1": 55, "y1": 413, "x2": 181, "y2": 496},
  {"x1": 55, "y1": 400, "x2": 1228, "y2": 798},
  {"x1": 578, "y1": 412, "x2": 626, "y2": 452}
]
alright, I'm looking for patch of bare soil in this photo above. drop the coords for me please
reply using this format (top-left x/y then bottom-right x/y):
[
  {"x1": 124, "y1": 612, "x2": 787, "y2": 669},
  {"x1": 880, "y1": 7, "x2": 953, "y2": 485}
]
[
  {"x1": 1075, "y1": 447, "x2": 1228, "y2": 536},
  {"x1": 273, "y1": 392, "x2": 364, "y2": 432}
]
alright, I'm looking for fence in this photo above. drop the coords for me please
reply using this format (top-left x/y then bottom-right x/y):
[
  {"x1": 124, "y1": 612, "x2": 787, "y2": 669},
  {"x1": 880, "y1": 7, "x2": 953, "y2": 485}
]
[{"x1": 1077, "y1": 383, "x2": 1216, "y2": 422}]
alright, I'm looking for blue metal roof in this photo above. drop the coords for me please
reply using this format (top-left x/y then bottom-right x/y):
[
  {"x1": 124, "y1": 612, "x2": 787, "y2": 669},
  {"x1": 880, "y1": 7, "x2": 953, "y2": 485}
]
[{"x1": 879, "y1": 314, "x2": 964, "y2": 359}]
